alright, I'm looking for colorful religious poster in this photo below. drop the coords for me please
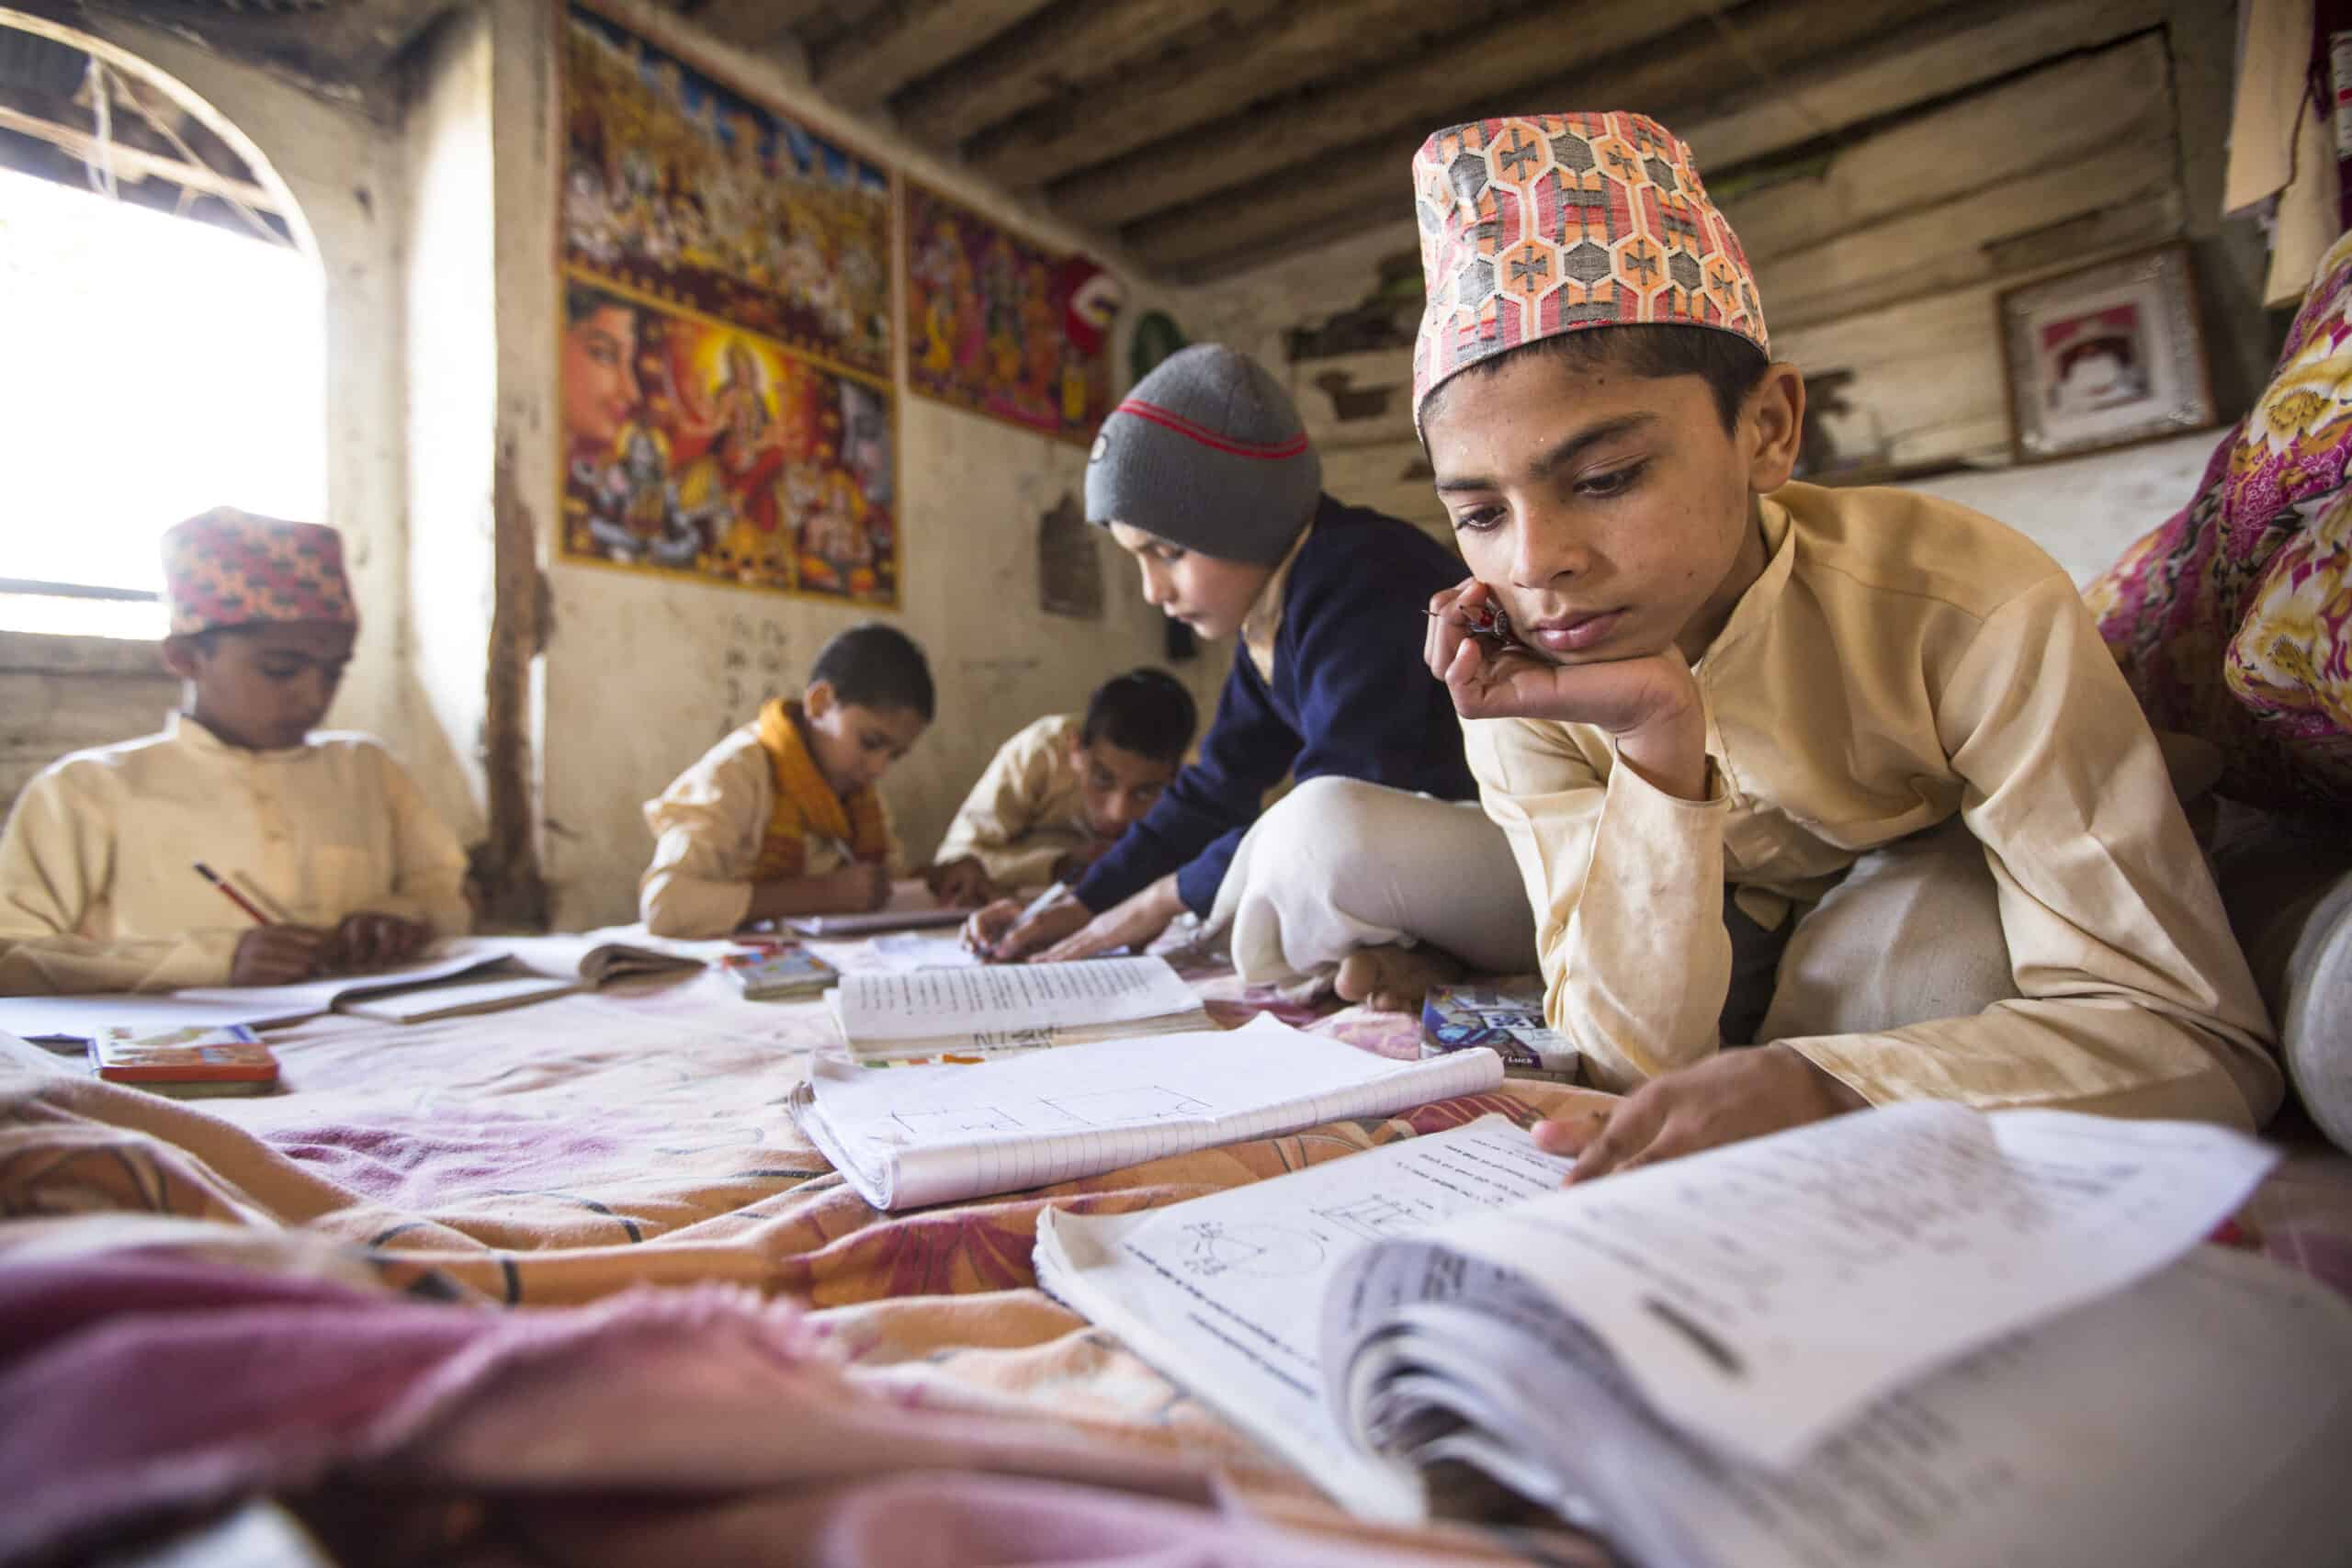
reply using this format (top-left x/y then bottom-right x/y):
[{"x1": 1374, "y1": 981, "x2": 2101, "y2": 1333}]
[
  {"x1": 559, "y1": 6, "x2": 897, "y2": 604},
  {"x1": 904, "y1": 181, "x2": 1120, "y2": 444},
  {"x1": 560, "y1": 274, "x2": 898, "y2": 604},
  {"x1": 562, "y1": 4, "x2": 891, "y2": 378}
]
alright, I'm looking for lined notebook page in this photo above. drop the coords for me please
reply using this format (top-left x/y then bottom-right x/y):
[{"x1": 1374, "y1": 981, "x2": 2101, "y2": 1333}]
[
  {"x1": 834, "y1": 956, "x2": 1201, "y2": 1043},
  {"x1": 805, "y1": 1015, "x2": 1504, "y2": 1209}
]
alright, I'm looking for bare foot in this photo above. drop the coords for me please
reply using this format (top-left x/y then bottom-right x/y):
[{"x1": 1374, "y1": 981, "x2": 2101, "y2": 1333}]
[{"x1": 1335, "y1": 943, "x2": 1464, "y2": 1013}]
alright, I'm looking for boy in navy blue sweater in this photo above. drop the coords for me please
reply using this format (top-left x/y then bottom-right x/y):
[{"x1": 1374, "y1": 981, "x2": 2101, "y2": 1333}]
[{"x1": 969, "y1": 344, "x2": 1536, "y2": 1007}]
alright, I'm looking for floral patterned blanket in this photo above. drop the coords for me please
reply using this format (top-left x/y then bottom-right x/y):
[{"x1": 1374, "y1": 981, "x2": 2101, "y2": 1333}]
[
  {"x1": 5, "y1": 943, "x2": 2346, "y2": 1565},
  {"x1": 2087, "y1": 228, "x2": 2352, "y2": 811}
]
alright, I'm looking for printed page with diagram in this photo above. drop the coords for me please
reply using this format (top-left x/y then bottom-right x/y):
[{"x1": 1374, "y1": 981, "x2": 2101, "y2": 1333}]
[
  {"x1": 1331, "y1": 1102, "x2": 2280, "y2": 1467},
  {"x1": 1036, "y1": 1114, "x2": 1570, "y2": 1521},
  {"x1": 830, "y1": 954, "x2": 1206, "y2": 1056},
  {"x1": 1332, "y1": 1241, "x2": 2352, "y2": 1568},
  {"x1": 1035, "y1": 1101, "x2": 2350, "y2": 1564}
]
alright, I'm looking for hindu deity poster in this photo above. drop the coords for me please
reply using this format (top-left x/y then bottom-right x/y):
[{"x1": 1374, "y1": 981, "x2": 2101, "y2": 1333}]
[
  {"x1": 560, "y1": 276, "x2": 897, "y2": 602},
  {"x1": 563, "y1": 6, "x2": 890, "y2": 372},
  {"x1": 904, "y1": 181, "x2": 1119, "y2": 445},
  {"x1": 559, "y1": 5, "x2": 897, "y2": 604}
]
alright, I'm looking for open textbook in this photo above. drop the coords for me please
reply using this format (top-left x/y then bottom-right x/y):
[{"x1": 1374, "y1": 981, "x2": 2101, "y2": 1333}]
[
  {"x1": 0, "y1": 932, "x2": 707, "y2": 1040},
  {"x1": 177, "y1": 932, "x2": 705, "y2": 1024},
  {"x1": 1037, "y1": 1107, "x2": 2352, "y2": 1567},
  {"x1": 824, "y1": 954, "x2": 1209, "y2": 1060},
  {"x1": 793, "y1": 1013, "x2": 1503, "y2": 1210}
]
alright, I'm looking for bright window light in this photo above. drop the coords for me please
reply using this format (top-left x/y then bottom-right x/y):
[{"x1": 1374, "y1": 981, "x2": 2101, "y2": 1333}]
[{"x1": 0, "y1": 165, "x2": 324, "y2": 638}]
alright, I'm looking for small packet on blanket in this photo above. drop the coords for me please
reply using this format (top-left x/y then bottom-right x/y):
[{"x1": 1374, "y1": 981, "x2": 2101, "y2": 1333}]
[
  {"x1": 88, "y1": 1024, "x2": 280, "y2": 1097},
  {"x1": 1419, "y1": 984, "x2": 1580, "y2": 1084},
  {"x1": 720, "y1": 945, "x2": 838, "y2": 1001}
]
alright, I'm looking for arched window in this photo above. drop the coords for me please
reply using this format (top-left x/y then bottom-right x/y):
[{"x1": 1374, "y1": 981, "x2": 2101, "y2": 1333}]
[{"x1": 0, "y1": 17, "x2": 323, "y2": 638}]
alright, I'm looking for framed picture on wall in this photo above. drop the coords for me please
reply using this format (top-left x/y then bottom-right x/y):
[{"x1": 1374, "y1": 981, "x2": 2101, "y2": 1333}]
[{"x1": 1997, "y1": 243, "x2": 2217, "y2": 463}]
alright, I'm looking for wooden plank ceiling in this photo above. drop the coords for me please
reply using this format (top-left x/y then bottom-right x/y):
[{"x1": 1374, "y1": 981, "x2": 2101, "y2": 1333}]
[
  {"x1": 662, "y1": 0, "x2": 2146, "y2": 282},
  {"x1": 61, "y1": 0, "x2": 2174, "y2": 288}
]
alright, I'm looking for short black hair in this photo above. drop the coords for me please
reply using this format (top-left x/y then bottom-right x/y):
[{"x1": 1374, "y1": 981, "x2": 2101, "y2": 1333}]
[
  {"x1": 1080, "y1": 668, "x2": 1197, "y2": 765},
  {"x1": 808, "y1": 622, "x2": 935, "y2": 721},
  {"x1": 1421, "y1": 323, "x2": 1771, "y2": 434}
]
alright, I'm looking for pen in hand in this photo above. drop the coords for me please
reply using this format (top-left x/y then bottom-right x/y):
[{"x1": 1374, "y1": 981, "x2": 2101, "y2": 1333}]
[
  {"x1": 1424, "y1": 603, "x2": 1520, "y2": 645},
  {"x1": 994, "y1": 880, "x2": 1069, "y2": 957}
]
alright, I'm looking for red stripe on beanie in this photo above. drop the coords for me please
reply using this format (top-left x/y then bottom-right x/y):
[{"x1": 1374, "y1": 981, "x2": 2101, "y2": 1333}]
[{"x1": 1112, "y1": 398, "x2": 1311, "y2": 461}]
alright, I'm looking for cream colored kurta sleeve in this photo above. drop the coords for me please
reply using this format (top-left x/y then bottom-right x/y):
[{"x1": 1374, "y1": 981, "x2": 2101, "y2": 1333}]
[
  {"x1": 1467, "y1": 716, "x2": 1736, "y2": 1089},
  {"x1": 934, "y1": 716, "x2": 1086, "y2": 886},
  {"x1": 639, "y1": 731, "x2": 770, "y2": 940},
  {"x1": 1780, "y1": 572, "x2": 2281, "y2": 1128},
  {"x1": 0, "y1": 766, "x2": 242, "y2": 994}
]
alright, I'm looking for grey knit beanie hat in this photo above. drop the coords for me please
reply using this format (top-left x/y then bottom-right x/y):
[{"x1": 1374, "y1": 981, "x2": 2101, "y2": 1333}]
[{"x1": 1084, "y1": 344, "x2": 1323, "y2": 566}]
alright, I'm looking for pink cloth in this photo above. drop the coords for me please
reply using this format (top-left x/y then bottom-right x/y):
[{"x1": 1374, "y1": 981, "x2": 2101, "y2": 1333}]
[{"x1": 0, "y1": 1255, "x2": 1499, "y2": 1568}]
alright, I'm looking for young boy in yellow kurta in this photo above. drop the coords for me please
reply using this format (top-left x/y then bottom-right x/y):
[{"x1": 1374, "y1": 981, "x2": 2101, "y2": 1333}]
[
  {"x1": 0, "y1": 508, "x2": 472, "y2": 995},
  {"x1": 1411, "y1": 113, "x2": 2280, "y2": 1180},
  {"x1": 935, "y1": 669, "x2": 1196, "y2": 888},
  {"x1": 639, "y1": 623, "x2": 993, "y2": 938}
]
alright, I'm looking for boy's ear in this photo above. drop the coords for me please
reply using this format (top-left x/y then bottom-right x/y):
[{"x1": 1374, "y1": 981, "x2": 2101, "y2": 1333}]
[
  {"x1": 1744, "y1": 363, "x2": 1807, "y2": 494},
  {"x1": 159, "y1": 635, "x2": 205, "y2": 682},
  {"x1": 804, "y1": 679, "x2": 837, "y2": 720}
]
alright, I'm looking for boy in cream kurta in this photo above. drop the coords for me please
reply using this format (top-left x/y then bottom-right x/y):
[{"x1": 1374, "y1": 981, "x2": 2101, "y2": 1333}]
[
  {"x1": 639, "y1": 623, "x2": 991, "y2": 939},
  {"x1": 1410, "y1": 113, "x2": 2278, "y2": 1180},
  {"x1": 935, "y1": 670, "x2": 1196, "y2": 889},
  {"x1": 0, "y1": 508, "x2": 470, "y2": 995}
]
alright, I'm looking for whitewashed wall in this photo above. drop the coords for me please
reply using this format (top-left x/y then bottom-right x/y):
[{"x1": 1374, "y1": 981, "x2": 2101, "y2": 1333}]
[{"x1": 1897, "y1": 432, "x2": 2217, "y2": 585}]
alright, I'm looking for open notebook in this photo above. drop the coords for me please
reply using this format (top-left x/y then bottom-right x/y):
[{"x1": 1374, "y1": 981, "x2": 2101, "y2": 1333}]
[
  {"x1": 171, "y1": 934, "x2": 706, "y2": 1024},
  {"x1": 1037, "y1": 1106, "x2": 2352, "y2": 1567},
  {"x1": 2, "y1": 934, "x2": 707, "y2": 1040},
  {"x1": 824, "y1": 954, "x2": 1209, "y2": 1061},
  {"x1": 792, "y1": 1013, "x2": 1502, "y2": 1210}
]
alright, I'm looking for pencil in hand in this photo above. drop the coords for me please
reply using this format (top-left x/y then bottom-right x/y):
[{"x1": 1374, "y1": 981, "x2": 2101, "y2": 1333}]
[{"x1": 193, "y1": 863, "x2": 275, "y2": 927}]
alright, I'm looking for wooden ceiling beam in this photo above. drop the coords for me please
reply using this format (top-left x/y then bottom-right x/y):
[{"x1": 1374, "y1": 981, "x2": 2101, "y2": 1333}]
[
  {"x1": 1680, "y1": 0, "x2": 2165, "y2": 169},
  {"x1": 1126, "y1": 0, "x2": 2024, "y2": 279},
  {"x1": 963, "y1": 0, "x2": 1480, "y2": 192},
  {"x1": 889, "y1": 0, "x2": 1246, "y2": 146},
  {"x1": 811, "y1": 0, "x2": 1062, "y2": 107},
  {"x1": 1725, "y1": 32, "x2": 2169, "y2": 264},
  {"x1": 1046, "y1": 0, "x2": 1689, "y2": 233},
  {"x1": 686, "y1": 0, "x2": 836, "y2": 53}
]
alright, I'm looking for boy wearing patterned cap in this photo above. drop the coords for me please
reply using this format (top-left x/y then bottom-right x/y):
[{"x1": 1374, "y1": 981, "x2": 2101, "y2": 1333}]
[
  {"x1": 972, "y1": 344, "x2": 1536, "y2": 998},
  {"x1": 0, "y1": 508, "x2": 471, "y2": 994},
  {"x1": 1414, "y1": 113, "x2": 2279, "y2": 1177}
]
